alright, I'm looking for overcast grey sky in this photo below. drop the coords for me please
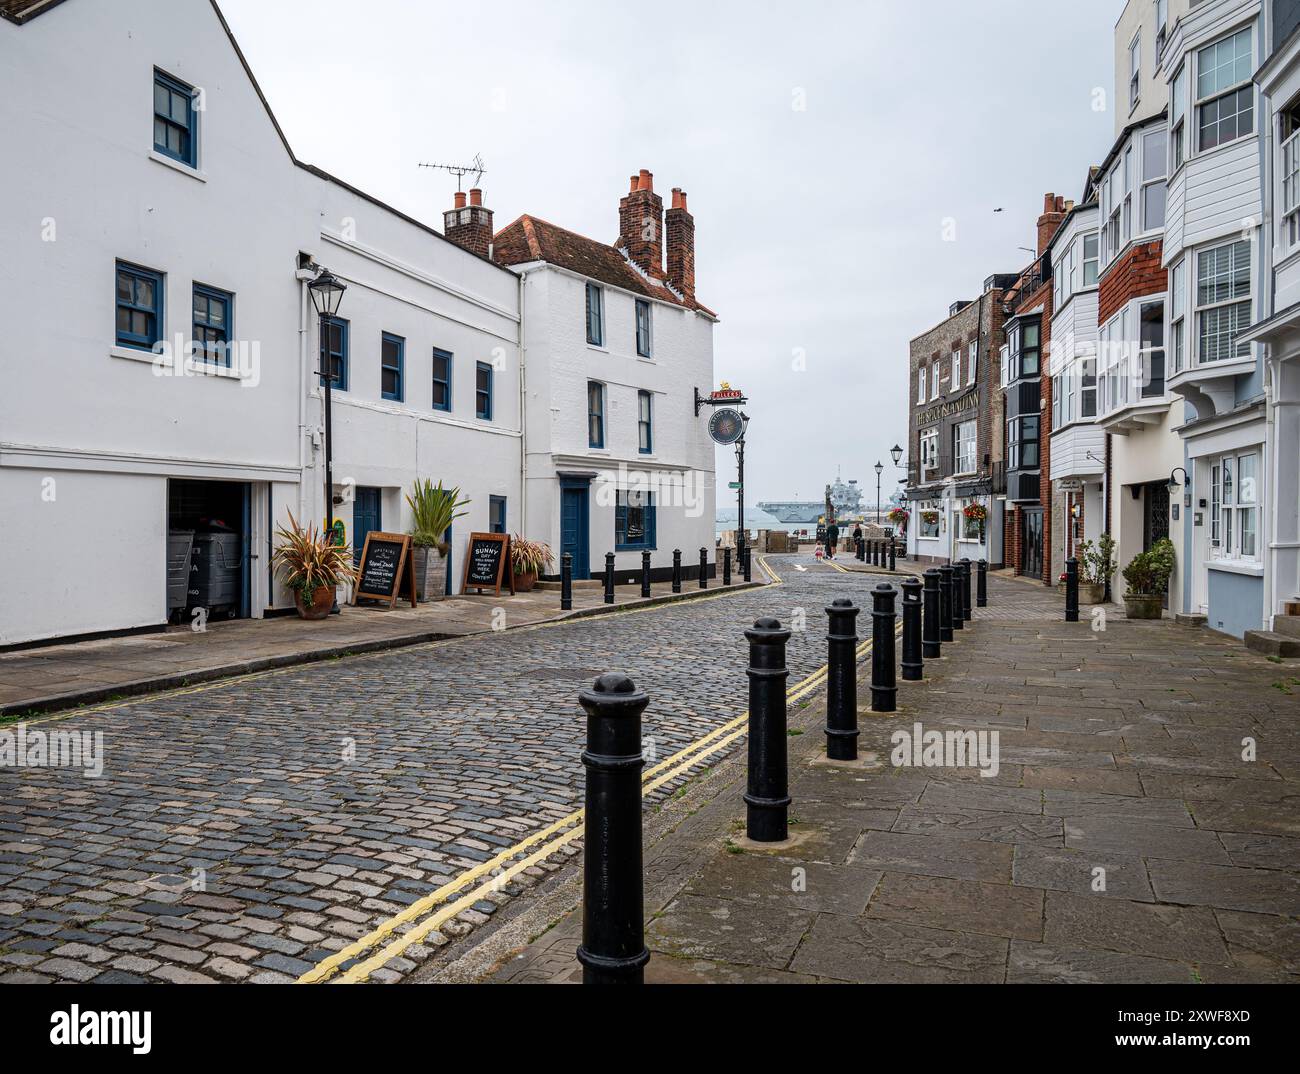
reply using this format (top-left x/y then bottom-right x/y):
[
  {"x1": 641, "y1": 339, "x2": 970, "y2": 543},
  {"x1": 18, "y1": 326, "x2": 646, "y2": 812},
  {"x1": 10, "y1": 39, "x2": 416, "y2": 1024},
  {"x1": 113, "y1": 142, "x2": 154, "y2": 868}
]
[{"x1": 220, "y1": 0, "x2": 1120, "y2": 509}]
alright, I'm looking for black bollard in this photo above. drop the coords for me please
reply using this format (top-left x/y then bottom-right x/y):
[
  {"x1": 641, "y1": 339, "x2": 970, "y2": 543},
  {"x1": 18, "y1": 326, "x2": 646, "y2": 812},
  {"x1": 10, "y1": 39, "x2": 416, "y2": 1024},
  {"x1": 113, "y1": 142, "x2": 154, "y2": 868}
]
[
  {"x1": 870, "y1": 584, "x2": 897, "y2": 713},
  {"x1": 960, "y1": 559, "x2": 973, "y2": 623},
  {"x1": 742, "y1": 546, "x2": 752, "y2": 583},
  {"x1": 900, "y1": 577, "x2": 923, "y2": 681},
  {"x1": 640, "y1": 551, "x2": 652, "y2": 598},
  {"x1": 1065, "y1": 556, "x2": 1080, "y2": 623},
  {"x1": 856, "y1": 536, "x2": 863, "y2": 562},
  {"x1": 824, "y1": 598, "x2": 860, "y2": 761},
  {"x1": 561, "y1": 552, "x2": 573, "y2": 612},
  {"x1": 922, "y1": 568, "x2": 942, "y2": 659},
  {"x1": 672, "y1": 549, "x2": 682, "y2": 594},
  {"x1": 699, "y1": 548, "x2": 708, "y2": 589},
  {"x1": 576, "y1": 673, "x2": 650, "y2": 985},
  {"x1": 604, "y1": 552, "x2": 615, "y2": 605},
  {"x1": 889, "y1": 540, "x2": 897, "y2": 572},
  {"x1": 744, "y1": 618, "x2": 792, "y2": 842},
  {"x1": 723, "y1": 547, "x2": 732, "y2": 586},
  {"x1": 952, "y1": 560, "x2": 965, "y2": 632},
  {"x1": 977, "y1": 559, "x2": 988, "y2": 608},
  {"x1": 938, "y1": 564, "x2": 955, "y2": 643}
]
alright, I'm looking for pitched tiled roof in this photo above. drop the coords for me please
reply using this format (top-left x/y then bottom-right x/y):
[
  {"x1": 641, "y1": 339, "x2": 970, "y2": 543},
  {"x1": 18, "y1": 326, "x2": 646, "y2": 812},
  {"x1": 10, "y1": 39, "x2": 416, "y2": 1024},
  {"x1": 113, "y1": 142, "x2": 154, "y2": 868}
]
[
  {"x1": 0, "y1": 0, "x2": 68, "y2": 24},
  {"x1": 493, "y1": 214, "x2": 714, "y2": 317}
]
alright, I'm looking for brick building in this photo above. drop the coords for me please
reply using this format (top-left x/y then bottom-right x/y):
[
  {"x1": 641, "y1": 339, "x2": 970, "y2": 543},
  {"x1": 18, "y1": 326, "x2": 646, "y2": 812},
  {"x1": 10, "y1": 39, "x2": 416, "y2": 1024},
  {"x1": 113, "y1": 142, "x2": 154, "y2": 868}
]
[{"x1": 903, "y1": 277, "x2": 1015, "y2": 567}]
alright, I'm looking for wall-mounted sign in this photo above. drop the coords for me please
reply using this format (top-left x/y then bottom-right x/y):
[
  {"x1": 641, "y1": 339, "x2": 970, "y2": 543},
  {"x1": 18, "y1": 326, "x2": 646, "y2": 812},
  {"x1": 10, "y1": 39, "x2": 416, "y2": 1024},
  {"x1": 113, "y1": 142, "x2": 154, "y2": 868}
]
[
  {"x1": 709, "y1": 382, "x2": 745, "y2": 402},
  {"x1": 916, "y1": 390, "x2": 979, "y2": 427},
  {"x1": 1056, "y1": 478, "x2": 1083, "y2": 492},
  {"x1": 709, "y1": 408, "x2": 746, "y2": 445},
  {"x1": 353, "y1": 532, "x2": 417, "y2": 609}
]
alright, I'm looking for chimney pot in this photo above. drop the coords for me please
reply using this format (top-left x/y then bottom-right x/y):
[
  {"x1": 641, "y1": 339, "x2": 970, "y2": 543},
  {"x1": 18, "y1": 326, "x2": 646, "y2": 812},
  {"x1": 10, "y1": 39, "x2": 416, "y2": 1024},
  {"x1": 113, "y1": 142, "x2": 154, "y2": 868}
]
[
  {"x1": 445, "y1": 187, "x2": 493, "y2": 259},
  {"x1": 469, "y1": 188, "x2": 483, "y2": 207},
  {"x1": 454, "y1": 191, "x2": 466, "y2": 209},
  {"x1": 630, "y1": 175, "x2": 640, "y2": 192},
  {"x1": 638, "y1": 169, "x2": 654, "y2": 192}
]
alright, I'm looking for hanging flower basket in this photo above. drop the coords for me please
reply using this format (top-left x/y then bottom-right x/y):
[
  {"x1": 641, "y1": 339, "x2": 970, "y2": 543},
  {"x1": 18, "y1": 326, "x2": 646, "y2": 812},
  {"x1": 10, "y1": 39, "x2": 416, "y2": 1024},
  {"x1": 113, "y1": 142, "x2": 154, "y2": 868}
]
[
  {"x1": 963, "y1": 503, "x2": 987, "y2": 522},
  {"x1": 920, "y1": 510, "x2": 940, "y2": 526},
  {"x1": 887, "y1": 508, "x2": 909, "y2": 525}
]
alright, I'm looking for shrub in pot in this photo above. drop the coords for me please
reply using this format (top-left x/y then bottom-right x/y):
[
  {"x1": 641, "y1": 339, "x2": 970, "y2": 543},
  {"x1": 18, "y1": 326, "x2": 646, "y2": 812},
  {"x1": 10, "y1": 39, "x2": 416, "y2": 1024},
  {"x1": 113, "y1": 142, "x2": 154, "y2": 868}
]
[
  {"x1": 272, "y1": 511, "x2": 355, "y2": 621},
  {"x1": 1071, "y1": 534, "x2": 1116, "y2": 605},
  {"x1": 406, "y1": 479, "x2": 470, "y2": 602},
  {"x1": 1121, "y1": 537, "x2": 1175, "y2": 620},
  {"x1": 510, "y1": 536, "x2": 554, "y2": 593}
]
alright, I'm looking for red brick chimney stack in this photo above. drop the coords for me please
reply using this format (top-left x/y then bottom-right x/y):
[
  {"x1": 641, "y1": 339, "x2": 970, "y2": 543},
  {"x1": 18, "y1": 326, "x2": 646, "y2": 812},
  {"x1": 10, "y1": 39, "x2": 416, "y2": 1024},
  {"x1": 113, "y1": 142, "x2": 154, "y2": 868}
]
[
  {"x1": 619, "y1": 168, "x2": 665, "y2": 276},
  {"x1": 665, "y1": 186, "x2": 696, "y2": 301},
  {"x1": 1036, "y1": 192, "x2": 1068, "y2": 257},
  {"x1": 443, "y1": 187, "x2": 494, "y2": 258}
]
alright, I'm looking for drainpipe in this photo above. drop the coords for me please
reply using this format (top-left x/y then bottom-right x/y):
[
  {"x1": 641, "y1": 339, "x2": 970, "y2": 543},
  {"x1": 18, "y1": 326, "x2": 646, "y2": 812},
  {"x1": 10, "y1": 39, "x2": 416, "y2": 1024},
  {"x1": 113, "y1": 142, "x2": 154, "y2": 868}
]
[
  {"x1": 1103, "y1": 434, "x2": 1113, "y2": 602},
  {"x1": 297, "y1": 273, "x2": 310, "y2": 527},
  {"x1": 1264, "y1": 367, "x2": 1276, "y2": 630},
  {"x1": 518, "y1": 270, "x2": 528, "y2": 537}
]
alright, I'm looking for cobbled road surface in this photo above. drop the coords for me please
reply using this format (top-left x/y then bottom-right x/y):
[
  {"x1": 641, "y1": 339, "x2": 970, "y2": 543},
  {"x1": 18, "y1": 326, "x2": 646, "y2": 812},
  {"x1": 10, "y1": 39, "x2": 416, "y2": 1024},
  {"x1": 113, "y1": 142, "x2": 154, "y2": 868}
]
[{"x1": 0, "y1": 556, "x2": 884, "y2": 984}]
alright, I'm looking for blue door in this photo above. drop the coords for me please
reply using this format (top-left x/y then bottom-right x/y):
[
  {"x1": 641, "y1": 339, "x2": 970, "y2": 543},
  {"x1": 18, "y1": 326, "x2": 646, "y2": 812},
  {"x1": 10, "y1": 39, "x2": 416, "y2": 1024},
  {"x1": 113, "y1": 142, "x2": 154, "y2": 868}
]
[
  {"x1": 353, "y1": 487, "x2": 382, "y2": 566},
  {"x1": 560, "y1": 481, "x2": 590, "y2": 579}
]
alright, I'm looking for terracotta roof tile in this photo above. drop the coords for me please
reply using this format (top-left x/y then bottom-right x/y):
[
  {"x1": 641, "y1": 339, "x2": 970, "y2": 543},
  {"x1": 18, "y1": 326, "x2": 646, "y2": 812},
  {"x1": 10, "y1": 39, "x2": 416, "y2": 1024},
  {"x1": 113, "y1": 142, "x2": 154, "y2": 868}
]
[{"x1": 493, "y1": 214, "x2": 714, "y2": 316}]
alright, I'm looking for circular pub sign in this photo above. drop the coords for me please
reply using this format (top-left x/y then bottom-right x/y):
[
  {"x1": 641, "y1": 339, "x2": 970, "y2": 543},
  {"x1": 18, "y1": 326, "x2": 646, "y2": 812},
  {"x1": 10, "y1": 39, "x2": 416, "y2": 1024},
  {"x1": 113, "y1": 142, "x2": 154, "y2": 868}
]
[{"x1": 709, "y1": 408, "x2": 745, "y2": 445}]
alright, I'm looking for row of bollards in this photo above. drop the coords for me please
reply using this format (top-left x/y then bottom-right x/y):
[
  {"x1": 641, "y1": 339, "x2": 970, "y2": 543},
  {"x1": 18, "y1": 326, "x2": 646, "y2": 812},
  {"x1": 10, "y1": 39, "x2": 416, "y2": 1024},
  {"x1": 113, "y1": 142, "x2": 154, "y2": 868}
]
[
  {"x1": 598, "y1": 547, "x2": 750, "y2": 608},
  {"x1": 577, "y1": 556, "x2": 996, "y2": 983},
  {"x1": 854, "y1": 539, "x2": 899, "y2": 570}
]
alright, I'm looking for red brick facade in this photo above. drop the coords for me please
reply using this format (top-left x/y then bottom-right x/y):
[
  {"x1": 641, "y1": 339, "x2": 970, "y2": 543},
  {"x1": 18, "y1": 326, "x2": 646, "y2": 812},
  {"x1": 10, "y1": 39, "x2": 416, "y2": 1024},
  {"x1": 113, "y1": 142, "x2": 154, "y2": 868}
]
[
  {"x1": 665, "y1": 188, "x2": 695, "y2": 302},
  {"x1": 619, "y1": 170, "x2": 665, "y2": 277},
  {"x1": 1097, "y1": 239, "x2": 1165, "y2": 325}
]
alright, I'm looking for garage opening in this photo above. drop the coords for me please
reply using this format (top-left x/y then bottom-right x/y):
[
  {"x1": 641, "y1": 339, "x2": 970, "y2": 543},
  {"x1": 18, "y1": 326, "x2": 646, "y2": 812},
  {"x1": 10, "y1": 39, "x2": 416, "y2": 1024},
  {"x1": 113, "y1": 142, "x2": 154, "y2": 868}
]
[{"x1": 167, "y1": 479, "x2": 251, "y2": 623}]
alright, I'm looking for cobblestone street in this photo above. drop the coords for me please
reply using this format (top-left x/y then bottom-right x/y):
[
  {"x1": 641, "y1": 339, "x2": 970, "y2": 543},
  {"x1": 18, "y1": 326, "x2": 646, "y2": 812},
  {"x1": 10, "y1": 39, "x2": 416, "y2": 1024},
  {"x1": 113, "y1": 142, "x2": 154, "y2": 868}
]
[{"x1": 0, "y1": 555, "x2": 881, "y2": 984}]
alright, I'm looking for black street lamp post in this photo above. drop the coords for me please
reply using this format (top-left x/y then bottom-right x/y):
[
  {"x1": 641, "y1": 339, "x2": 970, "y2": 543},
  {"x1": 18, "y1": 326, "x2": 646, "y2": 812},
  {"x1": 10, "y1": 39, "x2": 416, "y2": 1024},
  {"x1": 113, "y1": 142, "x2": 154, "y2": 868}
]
[
  {"x1": 874, "y1": 460, "x2": 884, "y2": 527},
  {"x1": 308, "y1": 270, "x2": 347, "y2": 545}
]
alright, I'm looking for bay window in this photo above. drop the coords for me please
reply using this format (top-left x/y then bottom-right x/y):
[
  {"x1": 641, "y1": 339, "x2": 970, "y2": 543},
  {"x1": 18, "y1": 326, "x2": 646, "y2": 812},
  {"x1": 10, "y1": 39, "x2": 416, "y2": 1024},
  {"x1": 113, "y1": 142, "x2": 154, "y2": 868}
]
[
  {"x1": 1139, "y1": 301, "x2": 1165, "y2": 398},
  {"x1": 1007, "y1": 415, "x2": 1039, "y2": 471},
  {"x1": 1141, "y1": 129, "x2": 1166, "y2": 231},
  {"x1": 1197, "y1": 28, "x2": 1253, "y2": 152},
  {"x1": 1171, "y1": 64, "x2": 1187, "y2": 170},
  {"x1": 1196, "y1": 240, "x2": 1251, "y2": 363},
  {"x1": 1281, "y1": 99, "x2": 1300, "y2": 249},
  {"x1": 1081, "y1": 352, "x2": 1097, "y2": 418},
  {"x1": 1083, "y1": 232, "x2": 1099, "y2": 287},
  {"x1": 1170, "y1": 259, "x2": 1186, "y2": 374}
]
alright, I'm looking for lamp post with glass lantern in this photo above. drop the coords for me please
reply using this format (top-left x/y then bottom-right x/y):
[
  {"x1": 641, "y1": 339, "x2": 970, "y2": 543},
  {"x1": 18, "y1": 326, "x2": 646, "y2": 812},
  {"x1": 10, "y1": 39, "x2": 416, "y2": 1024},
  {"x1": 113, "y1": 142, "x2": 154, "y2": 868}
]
[{"x1": 308, "y1": 270, "x2": 347, "y2": 547}]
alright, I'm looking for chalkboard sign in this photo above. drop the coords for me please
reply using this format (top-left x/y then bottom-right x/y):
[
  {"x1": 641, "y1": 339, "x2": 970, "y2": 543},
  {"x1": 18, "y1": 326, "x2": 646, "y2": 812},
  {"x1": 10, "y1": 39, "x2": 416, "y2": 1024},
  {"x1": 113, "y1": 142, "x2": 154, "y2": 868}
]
[
  {"x1": 461, "y1": 532, "x2": 514, "y2": 596},
  {"x1": 352, "y1": 532, "x2": 417, "y2": 609}
]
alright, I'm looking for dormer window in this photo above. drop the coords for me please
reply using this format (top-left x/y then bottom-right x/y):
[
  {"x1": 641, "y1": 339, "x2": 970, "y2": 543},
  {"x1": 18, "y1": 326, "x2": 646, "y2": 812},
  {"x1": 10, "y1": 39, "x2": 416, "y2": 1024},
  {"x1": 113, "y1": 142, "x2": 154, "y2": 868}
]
[{"x1": 154, "y1": 69, "x2": 197, "y2": 167}]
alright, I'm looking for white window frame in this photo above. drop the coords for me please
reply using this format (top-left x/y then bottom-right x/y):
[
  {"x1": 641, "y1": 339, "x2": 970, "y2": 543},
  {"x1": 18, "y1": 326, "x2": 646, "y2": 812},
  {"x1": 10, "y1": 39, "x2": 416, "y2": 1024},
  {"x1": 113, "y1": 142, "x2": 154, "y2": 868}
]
[
  {"x1": 1195, "y1": 239, "x2": 1252, "y2": 365},
  {"x1": 954, "y1": 419, "x2": 977, "y2": 475},
  {"x1": 1140, "y1": 128, "x2": 1166, "y2": 232},
  {"x1": 1171, "y1": 64, "x2": 1188, "y2": 172},
  {"x1": 950, "y1": 350, "x2": 960, "y2": 390},
  {"x1": 917, "y1": 366, "x2": 927, "y2": 404},
  {"x1": 1082, "y1": 232, "x2": 1099, "y2": 288},
  {"x1": 1195, "y1": 27, "x2": 1254, "y2": 155},
  {"x1": 1212, "y1": 451, "x2": 1260, "y2": 561},
  {"x1": 1051, "y1": 374, "x2": 1062, "y2": 430},
  {"x1": 1156, "y1": 0, "x2": 1168, "y2": 57},
  {"x1": 1129, "y1": 32, "x2": 1141, "y2": 113},
  {"x1": 1170, "y1": 258, "x2": 1186, "y2": 374},
  {"x1": 1281, "y1": 99, "x2": 1300, "y2": 251},
  {"x1": 920, "y1": 428, "x2": 939, "y2": 476},
  {"x1": 931, "y1": 361, "x2": 940, "y2": 400},
  {"x1": 967, "y1": 340, "x2": 977, "y2": 386},
  {"x1": 1080, "y1": 347, "x2": 1097, "y2": 418}
]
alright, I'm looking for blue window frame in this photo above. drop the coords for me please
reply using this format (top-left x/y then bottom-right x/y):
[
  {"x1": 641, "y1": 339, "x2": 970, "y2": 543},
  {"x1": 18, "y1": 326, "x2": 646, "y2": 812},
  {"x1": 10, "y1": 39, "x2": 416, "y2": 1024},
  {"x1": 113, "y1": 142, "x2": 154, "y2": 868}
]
[
  {"x1": 115, "y1": 261, "x2": 164, "y2": 351},
  {"x1": 432, "y1": 348, "x2": 452, "y2": 411},
  {"x1": 321, "y1": 316, "x2": 349, "y2": 392},
  {"x1": 586, "y1": 282, "x2": 604, "y2": 346},
  {"x1": 588, "y1": 381, "x2": 605, "y2": 448},
  {"x1": 381, "y1": 332, "x2": 404, "y2": 401},
  {"x1": 635, "y1": 299, "x2": 652, "y2": 357},
  {"x1": 616, "y1": 490, "x2": 656, "y2": 551},
  {"x1": 489, "y1": 496, "x2": 507, "y2": 534},
  {"x1": 475, "y1": 361, "x2": 493, "y2": 420},
  {"x1": 192, "y1": 284, "x2": 232, "y2": 366},
  {"x1": 637, "y1": 390, "x2": 653, "y2": 454},
  {"x1": 153, "y1": 69, "x2": 197, "y2": 167}
]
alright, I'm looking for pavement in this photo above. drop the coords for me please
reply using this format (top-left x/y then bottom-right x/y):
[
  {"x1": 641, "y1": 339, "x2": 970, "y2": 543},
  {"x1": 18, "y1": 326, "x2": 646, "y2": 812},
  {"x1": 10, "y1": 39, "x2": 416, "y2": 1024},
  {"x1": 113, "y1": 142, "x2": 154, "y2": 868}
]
[
  {"x1": 0, "y1": 575, "x2": 763, "y2": 718},
  {"x1": 477, "y1": 574, "x2": 1300, "y2": 985},
  {"x1": 0, "y1": 554, "x2": 888, "y2": 984}
]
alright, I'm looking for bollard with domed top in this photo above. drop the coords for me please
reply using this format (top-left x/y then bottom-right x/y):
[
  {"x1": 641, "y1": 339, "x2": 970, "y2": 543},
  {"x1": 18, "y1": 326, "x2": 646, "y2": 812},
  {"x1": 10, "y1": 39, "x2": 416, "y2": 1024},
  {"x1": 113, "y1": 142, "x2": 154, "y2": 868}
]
[
  {"x1": 561, "y1": 553, "x2": 573, "y2": 612},
  {"x1": 900, "y1": 576, "x2": 923, "y2": 681},
  {"x1": 889, "y1": 539, "x2": 897, "y2": 572},
  {"x1": 951, "y1": 560, "x2": 965, "y2": 632},
  {"x1": 640, "y1": 551, "x2": 652, "y2": 598},
  {"x1": 938, "y1": 564, "x2": 955, "y2": 643},
  {"x1": 1065, "y1": 557, "x2": 1080, "y2": 623},
  {"x1": 672, "y1": 549, "x2": 682, "y2": 594},
  {"x1": 923, "y1": 568, "x2": 942, "y2": 659},
  {"x1": 604, "y1": 552, "x2": 615, "y2": 605},
  {"x1": 960, "y1": 559, "x2": 973, "y2": 623},
  {"x1": 576, "y1": 672, "x2": 650, "y2": 985},
  {"x1": 824, "y1": 598, "x2": 860, "y2": 761},
  {"x1": 871, "y1": 584, "x2": 897, "y2": 712},
  {"x1": 977, "y1": 559, "x2": 988, "y2": 608},
  {"x1": 699, "y1": 548, "x2": 708, "y2": 589},
  {"x1": 745, "y1": 617, "x2": 792, "y2": 842},
  {"x1": 742, "y1": 546, "x2": 752, "y2": 583},
  {"x1": 723, "y1": 546, "x2": 732, "y2": 587}
]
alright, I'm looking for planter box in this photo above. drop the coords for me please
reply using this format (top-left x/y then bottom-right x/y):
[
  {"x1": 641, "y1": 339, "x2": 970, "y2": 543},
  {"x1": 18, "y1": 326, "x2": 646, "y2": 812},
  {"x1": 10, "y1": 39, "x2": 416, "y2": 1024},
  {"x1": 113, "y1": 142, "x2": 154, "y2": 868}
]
[
  {"x1": 1123, "y1": 594, "x2": 1164, "y2": 620},
  {"x1": 411, "y1": 546, "x2": 447, "y2": 602},
  {"x1": 1057, "y1": 582, "x2": 1105, "y2": 605}
]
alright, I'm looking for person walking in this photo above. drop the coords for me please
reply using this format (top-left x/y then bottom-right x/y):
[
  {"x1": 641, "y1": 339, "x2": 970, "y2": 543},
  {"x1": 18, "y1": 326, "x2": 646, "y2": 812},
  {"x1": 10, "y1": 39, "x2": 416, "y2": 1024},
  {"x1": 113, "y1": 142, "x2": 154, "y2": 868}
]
[{"x1": 825, "y1": 519, "x2": 840, "y2": 560}]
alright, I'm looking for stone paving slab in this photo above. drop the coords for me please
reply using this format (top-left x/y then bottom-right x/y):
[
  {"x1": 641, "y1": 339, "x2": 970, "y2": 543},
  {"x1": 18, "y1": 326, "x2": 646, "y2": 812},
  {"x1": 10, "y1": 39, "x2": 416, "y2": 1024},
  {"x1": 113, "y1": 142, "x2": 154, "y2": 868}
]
[{"x1": 483, "y1": 572, "x2": 1300, "y2": 985}]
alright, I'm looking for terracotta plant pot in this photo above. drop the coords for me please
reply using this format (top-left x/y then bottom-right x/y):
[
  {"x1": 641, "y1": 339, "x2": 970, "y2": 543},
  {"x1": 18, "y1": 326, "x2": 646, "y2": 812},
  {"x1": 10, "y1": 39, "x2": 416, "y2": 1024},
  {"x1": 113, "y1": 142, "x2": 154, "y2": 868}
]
[
  {"x1": 513, "y1": 570, "x2": 538, "y2": 593},
  {"x1": 295, "y1": 584, "x2": 334, "y2": 620},
  {"x1": 412, "y1": 545, "x2": 447, "y2": 602},
  {"x1": 1123, "y1": 593, "x2": 1163, "y2": 620}
]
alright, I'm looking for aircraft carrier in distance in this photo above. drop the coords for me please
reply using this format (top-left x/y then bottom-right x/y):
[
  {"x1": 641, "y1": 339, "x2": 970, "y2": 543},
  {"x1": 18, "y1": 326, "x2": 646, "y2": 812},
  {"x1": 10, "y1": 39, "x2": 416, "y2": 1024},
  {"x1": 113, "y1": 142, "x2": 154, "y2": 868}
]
[{"x1": 758, "y1": 475, "x2": 865, "y2": 525}]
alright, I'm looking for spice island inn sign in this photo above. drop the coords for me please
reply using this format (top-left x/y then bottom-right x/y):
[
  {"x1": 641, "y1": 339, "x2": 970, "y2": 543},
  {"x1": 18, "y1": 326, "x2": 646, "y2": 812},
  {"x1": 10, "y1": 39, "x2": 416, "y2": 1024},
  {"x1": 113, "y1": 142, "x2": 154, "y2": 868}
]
[{"x1": 917, "y1": 389, "x2": 978, "y2": 426}]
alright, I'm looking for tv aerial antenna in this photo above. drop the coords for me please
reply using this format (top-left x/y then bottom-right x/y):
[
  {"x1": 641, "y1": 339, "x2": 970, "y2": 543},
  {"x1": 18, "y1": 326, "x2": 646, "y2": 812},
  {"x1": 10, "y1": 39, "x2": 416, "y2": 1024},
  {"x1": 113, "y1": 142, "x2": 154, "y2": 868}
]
[{"x1": 418, "y1": 154, "x2": 486, "y2": 192}]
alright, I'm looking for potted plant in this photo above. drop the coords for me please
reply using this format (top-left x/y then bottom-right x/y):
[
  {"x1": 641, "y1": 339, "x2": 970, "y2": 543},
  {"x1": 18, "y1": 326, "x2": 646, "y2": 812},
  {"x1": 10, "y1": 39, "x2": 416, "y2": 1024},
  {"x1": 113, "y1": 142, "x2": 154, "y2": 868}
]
[
  {"x1": 406, "y1": 480, "x2": 470, "y2": 602},
  {"x1": 1071, "y1": 534, "x2": 1115, "y2": 605},
  {"x1": 1121, "y1": 537, "x2": 1175, "y2": 620},
  {"x1": 510, "y1": 536, "x2": 554, "y2": 593},
  {"x1": 272, "y1": 511, "x2": 355, "y2": 620}
]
